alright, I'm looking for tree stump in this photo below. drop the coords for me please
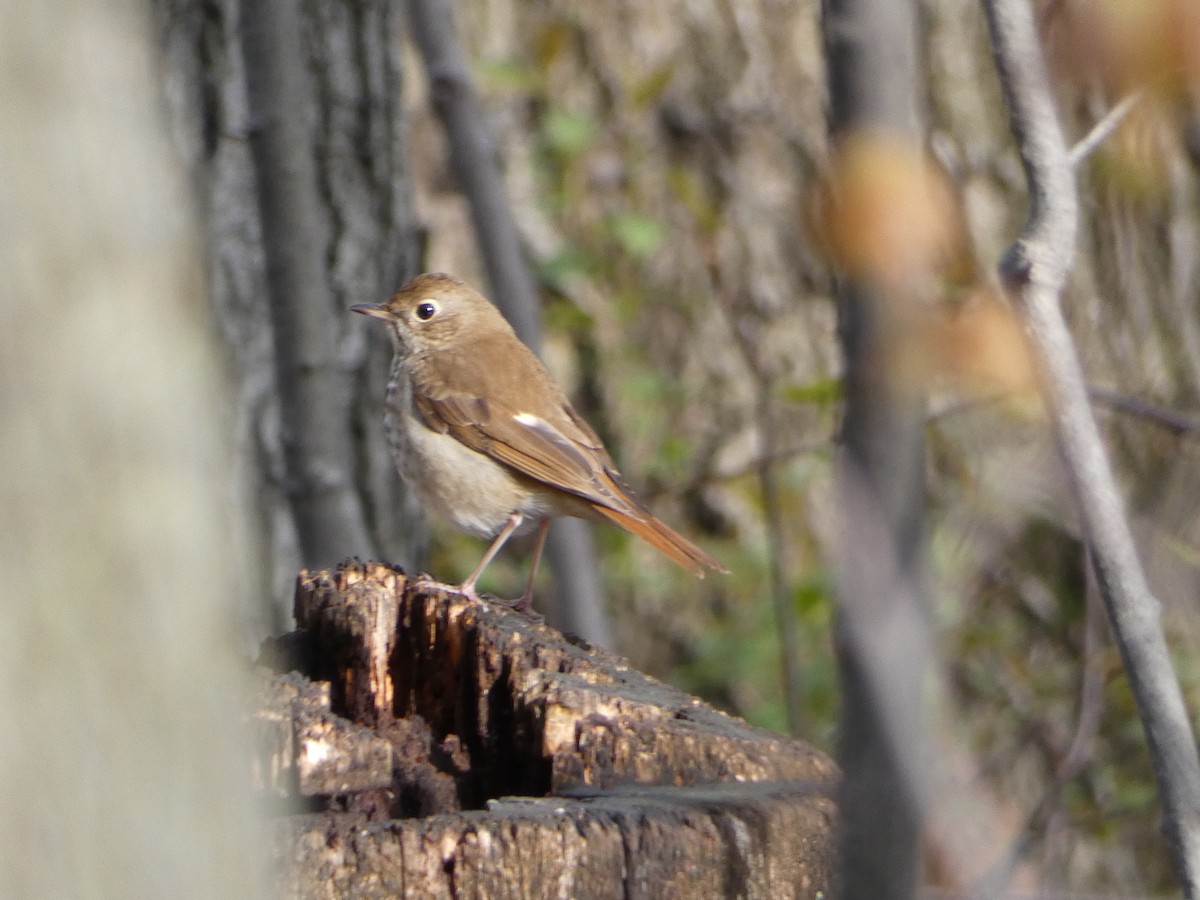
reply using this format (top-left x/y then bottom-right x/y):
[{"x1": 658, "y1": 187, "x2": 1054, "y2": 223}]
[{"x1": 254, "y1": 560, "x2": 838, "y2": 898}]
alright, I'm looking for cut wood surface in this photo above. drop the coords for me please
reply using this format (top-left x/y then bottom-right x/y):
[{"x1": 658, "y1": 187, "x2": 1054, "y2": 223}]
[{"x1": 254, "y1": 560, "x2": 837, "y2": 898}]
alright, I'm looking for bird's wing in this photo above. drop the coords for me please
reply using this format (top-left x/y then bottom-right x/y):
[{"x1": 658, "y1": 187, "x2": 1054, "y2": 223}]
[
  {"x1": 409, "y1": 340, "x2": 727, "y2": 576},
  {"x1": 410, "y1": 361, "x2": 640, "y2": 517}
]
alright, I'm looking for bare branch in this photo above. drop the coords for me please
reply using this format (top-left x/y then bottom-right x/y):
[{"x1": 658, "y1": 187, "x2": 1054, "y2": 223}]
[
  {"x1": 1089, "y1": 384, "x2": 1200, "y2": 437},
  {"x1": 983, "y1": 0, "x2": 1200, "y2": 892},
  {"x1": 973, "y1": 552, "x2": 1108, "y2": 897},
  {"x1": 931, "y1": 384, "x2": 1200, "y2": 440},
  {"x1": 707, "y1": 260, "x2": 806, "y2": 736},
  {"x1": 406, "y1": 0, "x2": 543, "y2": 349},
  {"x1": 1068, "y1": 93, "x2": 1141, "y2": 168},
  {"x1": 407, "y1": 0, "x2": 612, "y2": 647}
]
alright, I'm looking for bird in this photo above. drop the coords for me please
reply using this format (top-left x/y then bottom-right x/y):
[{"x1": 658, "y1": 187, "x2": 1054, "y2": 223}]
[{"x1": 352, "y1": 272, "x2": 727, "y2": 611}]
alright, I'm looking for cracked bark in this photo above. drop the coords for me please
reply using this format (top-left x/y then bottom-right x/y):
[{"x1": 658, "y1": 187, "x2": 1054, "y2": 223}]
[
  {"x1": 153, "y1": 0, "x2": 426, "y2": 629},
  {"x1": 255, "y1": 561, "x2": 837, "y2": 897}
]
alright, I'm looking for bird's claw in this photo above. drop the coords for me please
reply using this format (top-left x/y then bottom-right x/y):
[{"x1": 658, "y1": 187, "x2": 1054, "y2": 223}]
[{"x1": 498, "y1": 592, "x2": 544, "y2": 622}]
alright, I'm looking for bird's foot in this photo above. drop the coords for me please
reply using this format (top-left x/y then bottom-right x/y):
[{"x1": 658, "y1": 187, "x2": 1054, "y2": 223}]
[
  {"x1": 455, "y1": 580, "x2": 542, "y2": 620},
  {"x1": 502, "y1": 594, "x2": 544, "y2": 623},
  {"x1": 508, "y1": 591, "x2": 534, "y2": 614},
  {"x1": 456, "y1": 580, "x2": 485, "y2": 605}
]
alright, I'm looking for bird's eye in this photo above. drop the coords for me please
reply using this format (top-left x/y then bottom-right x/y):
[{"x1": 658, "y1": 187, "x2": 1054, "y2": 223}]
[{"x1": 415, "y1": 300, "x2": 439, "y2": 321}]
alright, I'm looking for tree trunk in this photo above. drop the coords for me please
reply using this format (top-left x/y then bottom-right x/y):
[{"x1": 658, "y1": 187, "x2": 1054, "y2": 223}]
[
  {"x1": 823, "y1": 0, "x2": 927, "y2": 894},
  {"x1": 153, "y1": 0, "x2": 426, "y2": 632},
  {"x1": 255, "y1": 561, "x2": 838, "y2": 897},
  {"x1": 0, "y1": 1, "x2": 265, "y2": 893}
]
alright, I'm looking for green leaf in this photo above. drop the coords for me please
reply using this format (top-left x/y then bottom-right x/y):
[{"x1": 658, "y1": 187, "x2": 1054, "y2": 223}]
[
  {"x1": 537, "y1": 247, "x2": 599, "y2": 287},
  {"x1": 657, "y1": 434, "x2": 692, "y2": 473},
  {"x1": 533, "y1": 21, "x2": 574, "y2": 69},
  {"x1": 608, "y1": 211, "x2": 666, "y2": 260},
  {"x1": 1165, "y1": 535, "x2": 1200, "y2": 570},
  {"x1": 793, "y1": 570, "x2": 834, "y2": 616},
  {"x1": 541, "y1": 109, "x2": 595, "y2": 159},
  {"x1": 542, "y1": 296, "x2": 594, "y2": 333},
  {"x1": 780, "y1": 377, "x2": 843, "y2": 407},
  {"x1": 476, "y1": 58, "x2": 539, "y2": 92},
  {"x1": 667, "y1": 166, "x2": 719, "y2": 233},
  {"x1": 630, "y1": 64, "x2": 676, "y2": 108}
]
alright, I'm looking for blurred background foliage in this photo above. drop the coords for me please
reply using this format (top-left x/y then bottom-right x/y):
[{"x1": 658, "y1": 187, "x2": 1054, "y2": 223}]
[{"x1": 403, "y1": 0, "x2": 1199, "y2": 892}]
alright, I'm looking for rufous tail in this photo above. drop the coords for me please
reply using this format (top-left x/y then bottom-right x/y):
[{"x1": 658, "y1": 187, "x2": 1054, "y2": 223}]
[{"x1": 593, "y1": 505, "x2": 728, "y2": 577}]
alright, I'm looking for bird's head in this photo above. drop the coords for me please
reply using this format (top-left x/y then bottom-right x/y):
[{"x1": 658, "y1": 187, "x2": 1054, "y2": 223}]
[{"x1": 351, "y1": 273, "x2": 505, "y2": 354}]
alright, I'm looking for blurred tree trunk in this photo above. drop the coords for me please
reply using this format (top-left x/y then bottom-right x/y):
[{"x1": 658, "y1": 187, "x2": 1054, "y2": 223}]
[
  {"x1": 823, "y1": 0, "x2": 927, "y2": 895},
  {"x1": 0, "y1": 1, "x2": 265, "y2": 895},
  {"x1": 154, "y1": 0, "x2": 425, "y2": 633}
]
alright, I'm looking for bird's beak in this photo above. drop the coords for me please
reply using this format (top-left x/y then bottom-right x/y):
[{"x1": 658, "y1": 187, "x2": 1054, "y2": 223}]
[{"x1": 350, "y1": 304, "x2": 393, "y2": 321}]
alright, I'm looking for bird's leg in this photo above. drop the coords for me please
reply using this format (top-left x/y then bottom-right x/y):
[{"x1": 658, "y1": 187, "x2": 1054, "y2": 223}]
[
  {"x1": 459, "y1": 511, "x2": 523, "y2": 603},
  {"x1": 512, "y1": 519, "x2": 551, "y2": 613}
]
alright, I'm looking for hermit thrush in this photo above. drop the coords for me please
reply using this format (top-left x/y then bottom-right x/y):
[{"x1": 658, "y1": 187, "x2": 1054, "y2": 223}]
[{"x1": 352, "y1": 272, "x2": 726, "y2": 611}]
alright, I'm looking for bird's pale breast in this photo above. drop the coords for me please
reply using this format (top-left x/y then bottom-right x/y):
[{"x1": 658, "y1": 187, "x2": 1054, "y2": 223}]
[{"x1": 384, "y1": 360, "x2": 553, "y2": 537}]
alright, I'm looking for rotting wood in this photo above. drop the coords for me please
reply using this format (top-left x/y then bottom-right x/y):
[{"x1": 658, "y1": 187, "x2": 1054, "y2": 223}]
[
  {"x1": 256, "y1": 559, "x2": 837, "y2": 898},
  {"x1": 251, "y1": 670, "x2": 394, "y2": 799}
]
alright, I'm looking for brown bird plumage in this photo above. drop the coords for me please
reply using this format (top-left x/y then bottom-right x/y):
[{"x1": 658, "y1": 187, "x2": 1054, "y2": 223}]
[{"x1": 352, "y1": 272, "x2": 726, "y2": 611}]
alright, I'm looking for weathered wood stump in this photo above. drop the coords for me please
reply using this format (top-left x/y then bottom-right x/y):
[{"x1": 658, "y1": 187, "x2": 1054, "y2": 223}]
[{"x1": 254, "y1": 560, "x2": 837, "y2": 898}]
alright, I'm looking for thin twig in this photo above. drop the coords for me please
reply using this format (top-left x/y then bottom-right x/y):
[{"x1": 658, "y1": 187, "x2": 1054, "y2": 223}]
[
  {"x1": 1059, "y1": 557, "x2": 1107, "y2": 781},
  {"x1": 975, "y1": 551, "x2": 1107, "y2": 897},
  {"x1": 406, "y1": 0, "x2": 542, "y2": 348},
  {"x1": 1068, "y1": 93, "x2": 1141, "y2": 169},
  {"x1": 929, "y1": 384, "x2": 1200, "y2": 438},
  {"x1": 925, "y1": 391, "x2": 1011, "y2": 423},
  {"x1": 1088, "y1": 385, "x2": 1200, "y2": 437},
  {"x1": 705, "y1": 248, "x2": 806, "y2": 737},
  {"x1": 983, "y1": 0, "x2": 1200, "y2": 892}
]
